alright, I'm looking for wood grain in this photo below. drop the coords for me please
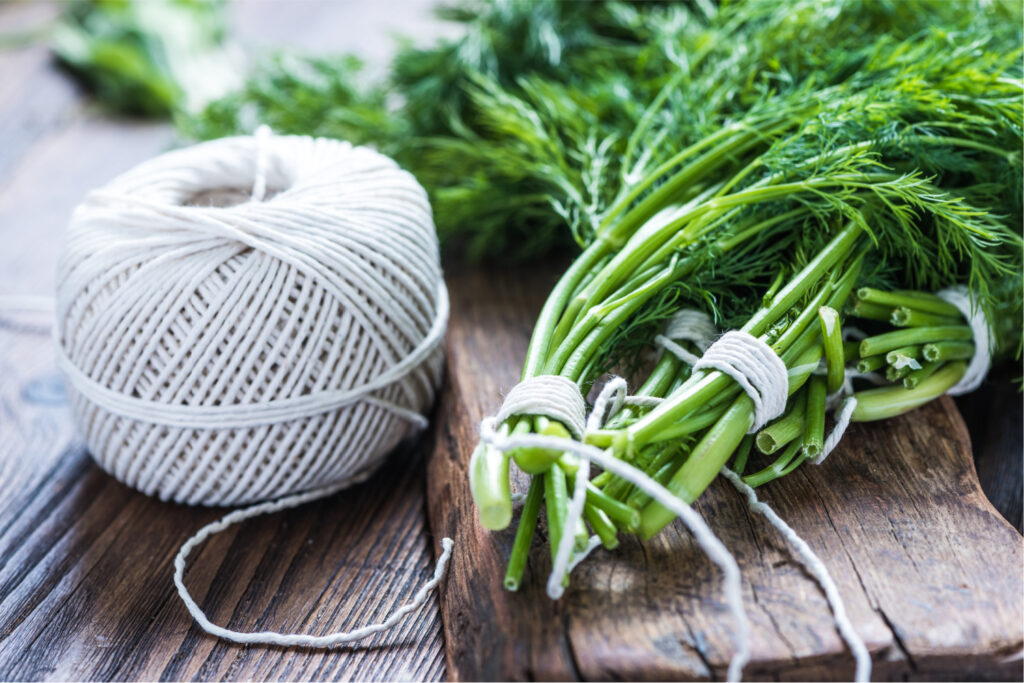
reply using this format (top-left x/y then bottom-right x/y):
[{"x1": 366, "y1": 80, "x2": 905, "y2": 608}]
[{"x1": 428, "y1": 263, "x2": 1024, "y2": 682}]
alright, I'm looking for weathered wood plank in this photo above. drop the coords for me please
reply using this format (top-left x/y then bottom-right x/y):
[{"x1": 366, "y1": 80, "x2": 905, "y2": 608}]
[
  {"x1": 427, "y1": 264, "x2": 1024, "y2": 682},
  {"x1": 955, "y1": 381, "x2": 1024, "y2": 533}
]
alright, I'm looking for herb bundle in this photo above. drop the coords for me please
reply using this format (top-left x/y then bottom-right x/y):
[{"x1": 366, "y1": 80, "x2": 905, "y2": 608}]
[{"x1": 434, "y1": 1, "x2": 1024, "y2": 590}]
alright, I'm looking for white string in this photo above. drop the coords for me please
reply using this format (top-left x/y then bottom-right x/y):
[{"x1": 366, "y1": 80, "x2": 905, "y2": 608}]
[
  {"x1": 174, "y1": 481, "x2": 454, "y2": 647},
  {"x1": 812, "y1": 397, "x2": 858, "y2": 465},
  {"x1": 655, "y1": 307, "x2": 718, "y2": 365},
  {"x1": 567, "y1": 535, "x2": 604, "y2": 574},
  {"x1": 720, "y1": 469, "x2": 871, "y2": 682},
  {"x1": 693, "y1": 331, "x2": 789, "y2": 433},
  {"x1": 654, "y1": 336, "x2": 702, "y2": 366},
  {"x1": 937, "y1": 286, "x2": 992, "y2": 395},
  {"x1": 250, "y1": 124, "x2": 271, "y2": 202},
  {"x1": 664, "y1": 309, "x2": 718, "y2": 351},
  {"x1": 622, "y1": 394, "x2": 665, "y2": 408}
]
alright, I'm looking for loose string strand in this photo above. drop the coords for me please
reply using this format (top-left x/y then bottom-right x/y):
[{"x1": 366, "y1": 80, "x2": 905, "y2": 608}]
[
  {"x1": 720, "y1": 468, "x2": 871, "y2": 682},
  {"x1": 173, "y1": 480, "x2": 455, "y2": 647}
]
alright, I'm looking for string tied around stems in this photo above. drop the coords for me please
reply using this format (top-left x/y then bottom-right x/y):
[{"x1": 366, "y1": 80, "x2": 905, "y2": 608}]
[
  {"x1": 656, "y1": 319, "x2": 870, "y2": 680},
  {"x1": 655, "y1": 308, "x2": 718, "y2": 365},
  {"x1": 496, "y1": 374, "x2": 588, "y2": 439},
  {"x1": 693, "y1": 330, "x2": 789, "y2": 433},
  {"x1": 937, "y1": 285, "x2": 992, "y2": 395}
]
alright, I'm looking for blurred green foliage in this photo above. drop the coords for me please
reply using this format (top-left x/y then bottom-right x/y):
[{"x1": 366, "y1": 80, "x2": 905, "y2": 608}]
[{"x1": 52, "y1": 0, "x2": 229, "y2": 116}]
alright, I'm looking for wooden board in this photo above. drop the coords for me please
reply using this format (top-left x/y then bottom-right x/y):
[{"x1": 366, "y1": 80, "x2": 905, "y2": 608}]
[{"x1": 427, "y1": 264, "x2": 1024, "y2": 681}]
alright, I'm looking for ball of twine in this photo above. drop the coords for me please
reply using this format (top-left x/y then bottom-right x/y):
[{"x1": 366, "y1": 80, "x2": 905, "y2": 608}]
[{"x1": 54, "y1": 130, "x2": 448, "y2": 506}]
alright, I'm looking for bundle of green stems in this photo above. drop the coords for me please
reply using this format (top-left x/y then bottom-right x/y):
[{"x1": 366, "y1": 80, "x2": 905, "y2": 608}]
[{"x1": 468, "y1": 29, "x2": 1021, "y2": 590}]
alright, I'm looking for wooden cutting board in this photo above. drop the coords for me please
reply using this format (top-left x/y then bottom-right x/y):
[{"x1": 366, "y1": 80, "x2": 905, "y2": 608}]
[{"x1": 427, "y1": 264, "x2": 1024, "y2": 681}]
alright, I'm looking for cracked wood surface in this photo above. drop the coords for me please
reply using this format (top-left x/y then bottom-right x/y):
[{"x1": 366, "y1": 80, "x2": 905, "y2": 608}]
[{"x1": 427, "y1": 264, "x2": 1024, "y2": 681}]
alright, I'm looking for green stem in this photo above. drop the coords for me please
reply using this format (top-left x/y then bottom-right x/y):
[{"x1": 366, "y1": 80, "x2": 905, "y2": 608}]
[
  {"x1": 731, "y1": 434, "x2": 756, "y2": 475},
  {"x1": 885, "y1": 345, "x2": 922, "y2": 365},
  {"x1": 756, "y1": 391, "x2": 807, "y2": 454},
  {"x1": 819, "y1": 306, "x2": 845, "y2": 394},
  {"x1": 743, "y1": 439, "x2": 804, "y2": 487},
  {"x1": 851, "y1": 362, "x2": 967, "y2": 421},
  {"x1": 851, "y1": 299, "x2": 894, "y2": 322},
  {"x1": 860, "y1": 326, "x2": 972, "y2": 357},
  {"x1": 584, "y1": 503, "x2": 619, "y2": 550},
  {"x1": 523, "y1": 239, "x2": 612, "y2": 378},
  {"x1": 922, "y1": 341, "x2": 975, "y2": 362},
  {"x1": 803, "y1": 376, "x2": 827, "y2": 459},
  {"x1": 857, "y1": 355, "x2": 886, "y2": 373},
  {"x1": 586, "y1": 483, "x2": 641, "y2": 530},
  {"x1": 545, "y1": 466, "x2": 569, "y2": 567},
  {"x1": 903, "y1": 360, "x2": 943, "y2": 388},
  {"x1": 856, "y1": 287, "x2": 962, "y2": 318},
  {"x1": 504, "y1": 477, "x2": 544, "y2": 591},
  {"x1": 891, "y1": 306, "x2": 962, "y2": 327},
  {"x1": 469, "y1": 442, "x2": 512, "y2": 530},
  {"x1": 638, "y1": 394, "x2": 754, "y2": 539}
]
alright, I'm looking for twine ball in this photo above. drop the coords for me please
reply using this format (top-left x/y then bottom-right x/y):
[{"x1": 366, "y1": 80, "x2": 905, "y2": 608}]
[{"x1": 54, "y1": 132, "x2": 447, "y2": 506}]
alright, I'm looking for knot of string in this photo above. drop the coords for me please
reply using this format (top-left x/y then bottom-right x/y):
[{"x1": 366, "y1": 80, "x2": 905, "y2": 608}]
[
  {"x1": 937, "y1": 285, "x2": 992, "y2": 395},
  {"x1": 692, "y1": 331, "x2": 789, "y2": 433},
  {"x1": 655, "y1": 308, "x2": 718, "y2": 365}
]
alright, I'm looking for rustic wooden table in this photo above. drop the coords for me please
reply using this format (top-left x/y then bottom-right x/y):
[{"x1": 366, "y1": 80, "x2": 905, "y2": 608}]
[{"x1": 0, "y1": 3, "x2": 1020, "y2": 681}]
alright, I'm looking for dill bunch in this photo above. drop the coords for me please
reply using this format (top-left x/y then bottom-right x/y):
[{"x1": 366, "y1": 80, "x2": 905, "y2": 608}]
[{"x1": 467, "y1": 6, "x2": 1023, "y2": 589}]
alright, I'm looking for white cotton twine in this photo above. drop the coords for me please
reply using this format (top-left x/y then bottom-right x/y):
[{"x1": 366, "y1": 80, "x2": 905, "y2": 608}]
[
  {"x1": 496, "y1": 374, "x2": 587, "y2": 438},
  {"x1": 54, "y1": 129, "x2": 453, "y2": 647},
  {"x1": 937, "y1": 285, "x2": 992, "y2": 395},
  {"x1": 56, "y1": 131, "x2": 447, "y2": 505},
  {"x1": 693, "y1": 330, "x2": 789, "y2": 433},
  {"x1": 655, "y1": 307, "x2": 718, "y2": 365}
]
